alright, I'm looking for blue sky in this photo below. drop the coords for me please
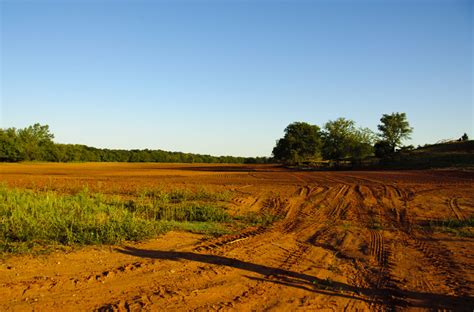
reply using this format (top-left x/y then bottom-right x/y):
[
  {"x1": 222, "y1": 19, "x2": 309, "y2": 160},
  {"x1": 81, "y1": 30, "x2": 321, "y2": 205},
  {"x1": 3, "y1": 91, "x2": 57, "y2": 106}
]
[{"x1": 0, "y1": 0, "x2": 472, "y2": 157}]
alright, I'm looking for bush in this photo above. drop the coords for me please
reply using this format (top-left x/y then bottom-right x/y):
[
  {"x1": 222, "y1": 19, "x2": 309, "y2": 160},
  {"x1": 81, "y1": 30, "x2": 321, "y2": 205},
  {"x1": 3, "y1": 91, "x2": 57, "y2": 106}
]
[{"x1": 374, "y1": 141, "x2": 393, "y2": 158}]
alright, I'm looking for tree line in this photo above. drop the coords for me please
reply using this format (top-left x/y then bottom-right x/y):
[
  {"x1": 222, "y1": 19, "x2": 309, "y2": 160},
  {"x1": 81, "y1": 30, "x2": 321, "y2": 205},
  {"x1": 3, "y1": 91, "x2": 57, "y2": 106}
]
[
  {"x1": 272, "y1": 112, "x2": 413, "y2": 164},
  {"x1": 0, "y1": 124, "x2": 269, "y2": 164}
]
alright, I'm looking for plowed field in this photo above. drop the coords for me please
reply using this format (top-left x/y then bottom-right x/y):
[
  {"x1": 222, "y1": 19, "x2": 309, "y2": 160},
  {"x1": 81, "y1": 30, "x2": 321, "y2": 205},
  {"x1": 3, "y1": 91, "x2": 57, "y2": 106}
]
[{"x1": 1, "y1": 163, "x2": 473, "y2": 311}]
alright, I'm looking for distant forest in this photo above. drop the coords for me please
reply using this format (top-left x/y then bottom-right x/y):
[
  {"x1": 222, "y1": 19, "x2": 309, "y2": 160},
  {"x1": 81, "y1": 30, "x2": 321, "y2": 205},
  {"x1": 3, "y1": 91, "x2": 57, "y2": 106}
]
[{"x1": 0, "y1": 124, "x2": 269, "y2": 164}]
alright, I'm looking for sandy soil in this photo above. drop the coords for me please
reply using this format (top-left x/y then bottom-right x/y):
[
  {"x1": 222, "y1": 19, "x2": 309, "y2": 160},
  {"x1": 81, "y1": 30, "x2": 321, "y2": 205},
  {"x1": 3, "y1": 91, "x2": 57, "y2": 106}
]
[{"x1": 0, "y1": 163, "x2": 473, "y2": 311}]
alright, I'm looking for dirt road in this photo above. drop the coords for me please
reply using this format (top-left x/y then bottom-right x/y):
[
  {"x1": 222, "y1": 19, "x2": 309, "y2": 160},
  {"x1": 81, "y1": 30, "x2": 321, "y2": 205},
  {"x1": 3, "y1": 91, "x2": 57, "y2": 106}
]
[{"x1": 0, "y1": 164, "x2": 473, "y2": 311}]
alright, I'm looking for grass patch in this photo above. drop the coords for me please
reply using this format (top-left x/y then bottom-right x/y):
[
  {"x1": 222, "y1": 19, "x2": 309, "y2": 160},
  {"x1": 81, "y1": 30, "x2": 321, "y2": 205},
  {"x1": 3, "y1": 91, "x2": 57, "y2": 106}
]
[
  {"x1": 167, "y1": 221, "x2": 231, "y2": 237},
  {"x1": 0, "y1": 186, "x2": 233, "y2": 253},
  {"x1": 424, "y1": 216, "x2": 474, "y2": 238},
  {"x1": 313, "y1": 277, "x2": 339, "y2": 291},
  {"x1": 139, "y1": 188, "x2": 232, "y2": 203},
  {"x1": 0, "y1": 186, "x2": 281, "y2": 254},
  {"x1": 429, "y1": 217, "x2": 474, "y2": 228},
  {"x1": 234, "y1": 211, "x2": 281, "y2": 227},
  {"x1": 368, "y1": 217, "x2": 383, "y2": 230}
]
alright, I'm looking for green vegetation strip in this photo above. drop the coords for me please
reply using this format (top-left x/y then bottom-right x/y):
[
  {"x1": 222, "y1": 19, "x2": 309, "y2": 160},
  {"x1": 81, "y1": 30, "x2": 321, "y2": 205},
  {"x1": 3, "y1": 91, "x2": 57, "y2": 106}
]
[
  {"x1": 0, "y1": 186, "x2": 275, "y2": 254},
  {"x1": 423, "y1": 217, "x2": 474, "y2": 238}
]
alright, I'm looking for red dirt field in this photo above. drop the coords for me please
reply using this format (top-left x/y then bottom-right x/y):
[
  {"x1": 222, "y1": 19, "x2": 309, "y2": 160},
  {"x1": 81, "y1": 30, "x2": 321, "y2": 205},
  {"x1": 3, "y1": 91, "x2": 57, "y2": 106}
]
[{"x1": 0, "y1": 163, "x2": 473, "y2": 311}]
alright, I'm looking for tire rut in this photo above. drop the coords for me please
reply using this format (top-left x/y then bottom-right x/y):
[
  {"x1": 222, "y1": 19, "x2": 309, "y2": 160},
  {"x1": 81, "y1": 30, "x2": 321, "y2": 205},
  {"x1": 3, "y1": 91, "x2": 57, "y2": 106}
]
[
  {"x1": 366, "y1": 230, "x2": 398, "y2": 311},
  {"x1": 407, "y1": 237, "x2": 471, "y2": 296},
  {"x1": 205, "y1": 242, "x2": 313, "y2": 311},
  {"x1": 447, "y1": 197, "x2": 465, "y2": 221},
  {"x1": 193, "y1": 227, "x2": 268, "y2": 254}
]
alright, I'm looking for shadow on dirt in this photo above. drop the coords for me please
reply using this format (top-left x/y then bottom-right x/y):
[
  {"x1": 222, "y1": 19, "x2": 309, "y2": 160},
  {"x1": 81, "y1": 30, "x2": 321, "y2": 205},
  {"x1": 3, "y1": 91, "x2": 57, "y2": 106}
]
[{"x1": 116, "y1": 247, "x2": 474, "y2": 310}]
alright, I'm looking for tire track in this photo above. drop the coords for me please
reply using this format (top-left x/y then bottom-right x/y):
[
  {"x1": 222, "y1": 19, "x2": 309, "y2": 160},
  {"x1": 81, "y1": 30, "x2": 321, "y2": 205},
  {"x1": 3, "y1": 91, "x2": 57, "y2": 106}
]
[
  {"x1": 407, "y1": 237, "x2": 471, "y2": 295},
  {"x1": 274, "y1": 242, "x2": 311, "y2": 273},
  {"x1": 191, "y1": 184, "x2": 324, "y2": 310},
  {"x1": 447, "y1": 197, "x2": 465, "y2": 221},
  {"x1": 194, "y1": 195, "x2": 288, "y2": 254},
  {"x1": 296, "y1": 185, "x2": 311, "y2": 197},
  {"x1": 366, "y1": 230, "x2": 398, "y2": 310},
  {"x1": 207, "y1": 242, "x2": 313, "y2": 310},
  {"x1": 369, "y1": 230, "x2": 385, "y2": 267},
  {"x1": 280, "y1": 186, "x2": 331, "y2": 234},
  {"x1": 193, "y1": 227, "x2": 268, "y2": 253},
  {"x1": 327, "y1": 185, "x2": 351, "y2": 219},
  {"x1": 4, "y1": 261, "x2": 152, "y2": 298}
]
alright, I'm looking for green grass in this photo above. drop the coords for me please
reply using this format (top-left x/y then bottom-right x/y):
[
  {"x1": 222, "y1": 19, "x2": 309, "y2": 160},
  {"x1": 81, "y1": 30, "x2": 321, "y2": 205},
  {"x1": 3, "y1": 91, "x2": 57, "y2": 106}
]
[
  {"x1": 430, "y1": 217, "x2": 474, "y2": 228},
  {"x1": 425, "y1": 216, "x2": 474, "y2": 238},
  {"x1": 0, "y1": 185, "x2": 283, "y2": 254},
  {"x1": 312, "y1": 277, "x2": 340, "y2": 291},
  {"x1": 138, "y1": 187, "x2": 232, "y2": 203},
  {"x1": 380, "y1": 140, "x2": 474, "y2": 169},
  {"x1": 0, "y1": 186, "x2": 238, "y2": 253},
  {"x1": 368, "y1": 216, "x2": 383, "y2": 230}
]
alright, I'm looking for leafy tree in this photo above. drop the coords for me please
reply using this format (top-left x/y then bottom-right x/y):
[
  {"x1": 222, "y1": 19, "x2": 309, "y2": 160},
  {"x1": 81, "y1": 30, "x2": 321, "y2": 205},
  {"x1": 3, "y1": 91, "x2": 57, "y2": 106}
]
[
  {"x1": 322, "y1": 118, "x2": 355, "y2": 160},
  {"x1": 17, "y1": 123, "x2": 55, "y2": 161},
  {"x1": 377, "y1": 112, "x2": 413, "y2": 152},
  {"x1": 244, "y1": 157, "x2": 268, "y2": 164},
  {"x1": 0, "y1": 128, "x2": 24, "y2": 162},
  {"x1": 461, "y1": 133, "x2": 469, "y2": 141},
  {"x1": 322, "y1": 118, "x2": 376, "y2": 162},
  {"x1": 349, "y1": 127, "x2": 376, "y2": 162},
  {"x1": 272, "y1": 122, "x2": 323, "y2": 164}
]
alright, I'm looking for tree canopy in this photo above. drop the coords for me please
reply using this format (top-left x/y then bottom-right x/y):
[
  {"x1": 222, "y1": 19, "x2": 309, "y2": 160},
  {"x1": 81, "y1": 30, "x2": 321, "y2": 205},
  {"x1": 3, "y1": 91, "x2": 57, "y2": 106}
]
[
  {"x1": 272, "y1": 122, "x2": 323, "y2": 164},
  {"x1": 272, "y1": 112, "x2": 413, "y2": 164},
  {"x1": 0, "y1": 124, "x2": 269, "y2": 164},
  {"x1": 348, "y1": 127, "x2": 377, "y2": 162},
  {"x1": 377, "y1": 112, "x2": 413, "y2": 152},
  {"x1": 2, "y1": 113, "x2": 419, "y2": 165},
  {"x1": 321, "y1": 118, "x2": 376, "y2": 162}
]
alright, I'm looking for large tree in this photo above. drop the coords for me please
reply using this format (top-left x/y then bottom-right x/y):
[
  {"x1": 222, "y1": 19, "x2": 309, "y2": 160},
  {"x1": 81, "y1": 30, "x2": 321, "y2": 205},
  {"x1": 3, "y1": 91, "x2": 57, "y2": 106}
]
[
  {"x1": 349, "y1": 127, "x2": 377, "y2": 162},
  {"x1": 0, "y1": 128, "x2": 23, "y2": 162},
  {"x1": 16, "y1": 123, "x2": 55, "y2": 160},
  {"x1": 322, "y1": 118, "x2": 376, "y2": 162},
  {"x1": 377, "y1": 112, "x2": 413, "y2": 152},
  {"x1": 272, "y1": 122, "x2": 323, "y2": 164},
  {"x1": 322, "y1": 118, "x2": 351, "y2": 160}
]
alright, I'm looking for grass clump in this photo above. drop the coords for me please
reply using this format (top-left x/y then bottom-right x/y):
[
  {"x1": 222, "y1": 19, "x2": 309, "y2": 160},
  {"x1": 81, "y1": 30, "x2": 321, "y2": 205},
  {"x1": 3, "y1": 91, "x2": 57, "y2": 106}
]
[
  {"x1": 0, "y1": 187, "x2": 161, "y2": 252},
  {"x1": 368, "y1": 218, "x2": 383, "y2": 230},
  {"x1": 139, "y1": 188, "x2": 232, "y2": 203},
  {"x1": 234, "y1": 212, "x2": 280, "y2": 227},
  {"x1": 425, "y1": 216, "x2": 474, "y2": 237},
  {"x1": 432, "y1": 217, "x2": 474, "y2": 228},
  {"x1": 0, "y1": 186, "x2": 232, "y2": 253},
  {"x1": 127, "y1": 200, "x2": 230, "y2": 223},
  {"x1": 0, "y1": 185, "x2": 284, "y2": 254}
]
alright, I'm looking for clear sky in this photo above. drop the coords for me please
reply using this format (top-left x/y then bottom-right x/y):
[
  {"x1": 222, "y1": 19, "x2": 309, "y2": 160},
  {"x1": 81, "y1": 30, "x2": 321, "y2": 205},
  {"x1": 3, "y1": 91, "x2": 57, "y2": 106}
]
[{"x1": 0, "y1": 0, "x2": 472, "y2": 157}]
